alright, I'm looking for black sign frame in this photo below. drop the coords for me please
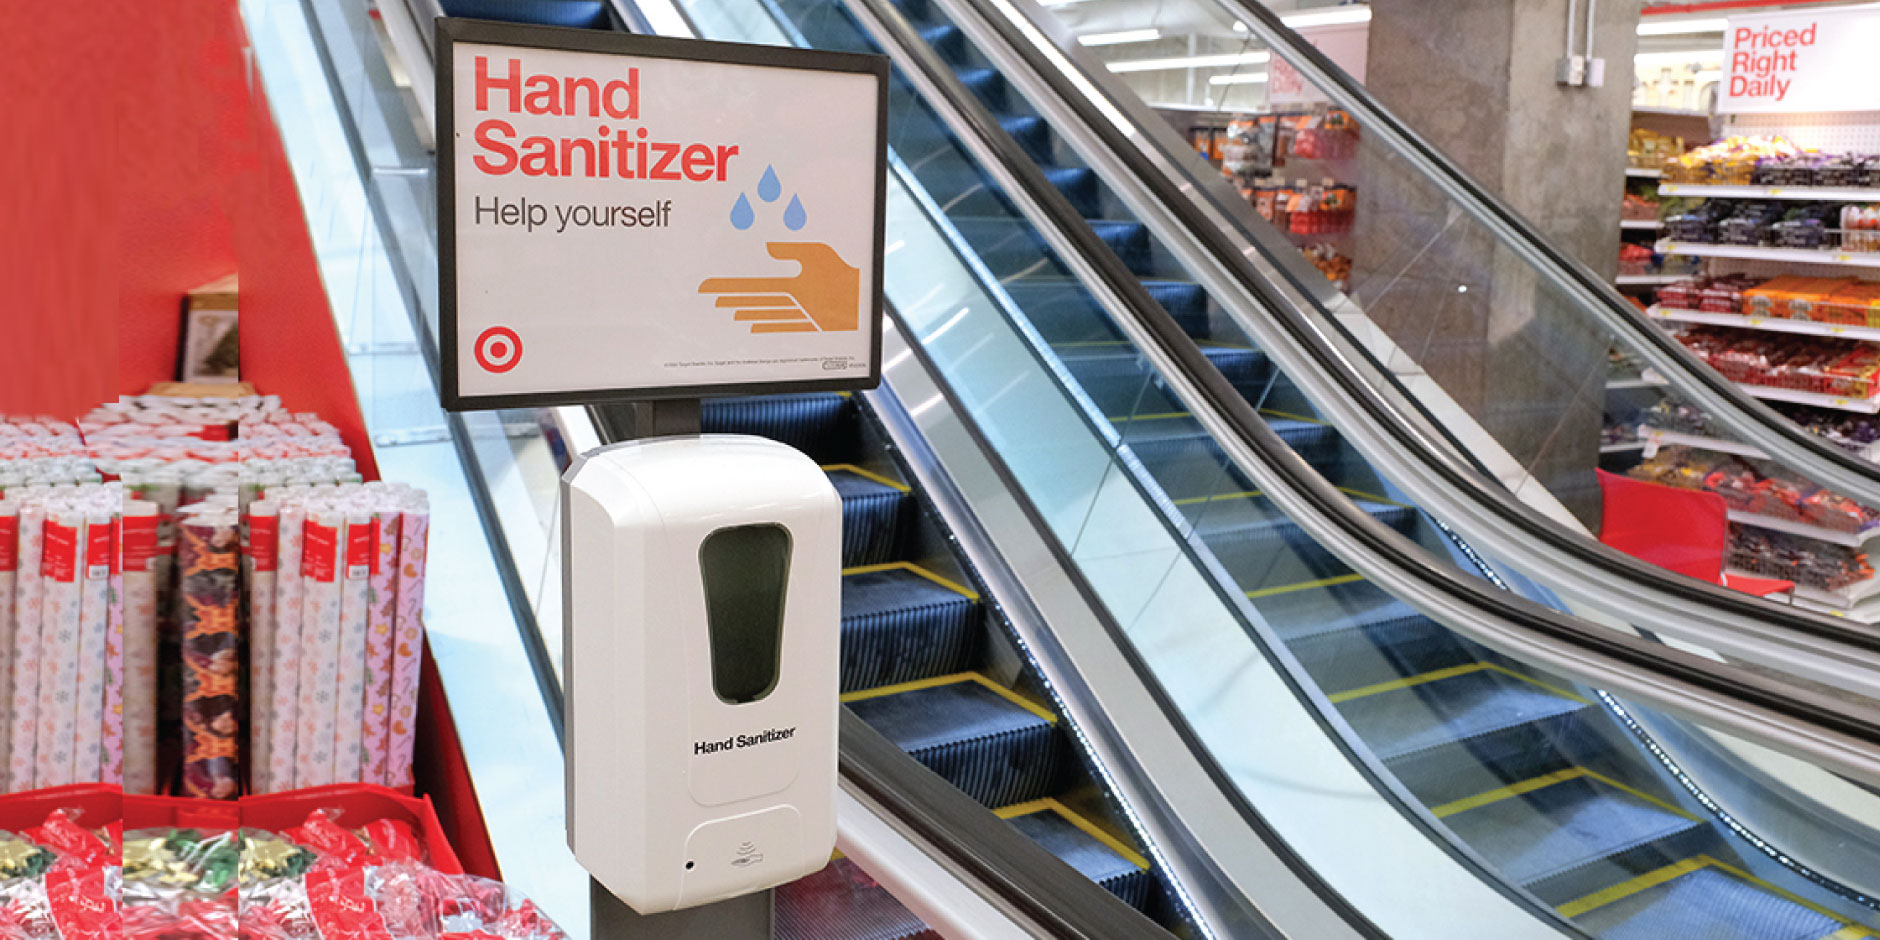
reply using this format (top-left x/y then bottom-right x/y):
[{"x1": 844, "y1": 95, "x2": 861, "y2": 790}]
[{"x1": 436, "y1": 18, "x2": 890, "y2": 412}]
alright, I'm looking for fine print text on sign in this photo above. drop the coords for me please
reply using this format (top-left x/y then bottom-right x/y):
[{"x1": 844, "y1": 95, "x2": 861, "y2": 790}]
[
  {"x1": 437, "y1": 22, "x2": 888, "y2": 410},
  {"x1": 1718, "y1": 6, "x2": 1880, "y2": 114}
]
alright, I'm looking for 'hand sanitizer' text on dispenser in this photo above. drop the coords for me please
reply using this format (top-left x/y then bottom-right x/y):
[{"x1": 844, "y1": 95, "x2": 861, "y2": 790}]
[{"x1": 563, "y1": 435, "x2": 841, "y2": 913}]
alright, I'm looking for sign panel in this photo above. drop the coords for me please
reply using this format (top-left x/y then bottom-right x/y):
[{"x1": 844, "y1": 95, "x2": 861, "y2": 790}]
[
  {"x1": 438, "y1": 21, "x2": 889, "y2": 410},
  {"x1": 1718, "y1": 5, "x2": 1880, "y2": 114},
  {"x1": 1268, "y1": 22, "x2": 1369, "y2": 107}
]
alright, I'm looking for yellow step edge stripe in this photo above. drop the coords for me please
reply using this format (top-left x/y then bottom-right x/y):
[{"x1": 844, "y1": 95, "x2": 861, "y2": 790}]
[
  {"x1": 840, "y1": 671, "x2": 1057, "y2": 724},
  {"x1": 1431, "y1": 768, "x2": 1589, "y2": 819},
  {"x1": 1556, "y1": 856, "x2": 1714, "y2": 919},
  {"x1": 1431, "y1": 766, "x2": 1700, "y2": 824},
  {"x1": 822, "y1": 462, "x2": 911, "y2": 493},
  {"x1": 995, "y1": 798, "x2": 1151, "y2": 871},
  {"x1": 1328, "y1": 663, "x2": 1490, "y2": 704},
  {"x1": 1244, "y1": 573, "x2": 1366, "y2": 600},
  {"x1": 1326, "y1": 661, "x2": 1589, "y2": 707},
  {"x1": 841, "y1": 561, "x2": 981, "y2": 601},
  {"x1": 1556, "y1": 852, "x2": 1869, "y2": 933},
  {"x1": 1104, "y1": 408, "x2": 1327, "y2": 427}
]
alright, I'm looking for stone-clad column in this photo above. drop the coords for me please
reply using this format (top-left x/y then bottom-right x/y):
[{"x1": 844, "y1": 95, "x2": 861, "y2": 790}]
[{"x1": 1350, "y1": 0, "x2": 1642, "y2": 525}]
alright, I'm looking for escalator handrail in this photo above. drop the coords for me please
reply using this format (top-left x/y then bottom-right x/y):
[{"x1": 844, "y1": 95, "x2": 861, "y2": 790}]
[
  {"x1": 1227, "y1": 0, "x2": 1880, "y2": 508},
  {"x1": 835, "y1": 0, "x2": 1880, "y2": 789},
  {"x1": 923, "y1": 0, "x2": 1880, "y2": 673}
]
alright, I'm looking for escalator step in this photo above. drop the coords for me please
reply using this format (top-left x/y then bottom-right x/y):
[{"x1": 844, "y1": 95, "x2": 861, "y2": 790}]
[
  {"x1": 1001, "y1": 281, "x2": 1209, "y2": 343},
  {"x1": 1142, "y1": 281, "x2": 1211, "y2": 339},
  {"x1": 1568, "y1": 863, "x2": 1846, "y2": 940},
  {"x1": 956, "y1": 68, "x2": 1008, "y2": 112},
  {"x1": 1194, "y1": 498, "x2": 1418, "y2": 580},
  {"x1": 1253, "y1": 576, "x2": 1476, "y2": 690},
  {"x1": 703, "y1": 393, "x2": 853, "y2": 463},
  {"x1": 1043, "y1": 167, "x2": 1100, "y2": 218},
  {"x1": 1335, "y1": 667, "x2": 1593, "y2": 802},
  {"x1": 1057, "y1": 345, "x2": 1271, "y2": 418},
  {"x1": 847, "y1": 676, "x2": 1065, "y2": 807},
  {"x1": 829, "y1": 468, "x2": 910, "y2": 567},
  {"x1": 775, "y1": 856, "x2": 937, "y2": 940},
  {"x1": 842, "y1": 566, "x2": 979, "y2": 692},
  {"x1": 1121, "y1": 418, "x2": 1340, "y2": 501},
  {"x1": 1002, "y1": 804, "x2": 1153, "y2": 912},
  {"x1": 919, "y1": 23, "x2": 966, "y2": 62},
  {"x1": 1002, "y1": 116, "x2": 1057, "y2": 166},
  {"x1": 1439, "y1": 773, "x2": 1708, "y2": 905},
  {"x1": 438, "y1": 0, "x2": 611, "y2": 28},
  {"x1": 1088, "y1": 221, "x2": 1152, "y2": 277}
]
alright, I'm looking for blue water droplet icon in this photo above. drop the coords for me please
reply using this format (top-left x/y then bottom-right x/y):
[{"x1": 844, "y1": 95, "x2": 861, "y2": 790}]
[
  {"x1": 730, "y1": 193, "x2": 755, "y2": 230},
  {"x1": 783, "y1": 195, "x2": 808, "y2": 231},
  {"x1": 758, "y1": 166, "x2": 782, "y2": 203}
]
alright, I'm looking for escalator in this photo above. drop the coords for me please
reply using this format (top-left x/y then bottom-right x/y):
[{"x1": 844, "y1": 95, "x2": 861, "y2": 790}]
[
  {"x1": 743, "y1": 0, "x2": 1880, "y2": 933},
  {"x1": 348, "y1": 0, "x2": 1880, "y2": 936}
]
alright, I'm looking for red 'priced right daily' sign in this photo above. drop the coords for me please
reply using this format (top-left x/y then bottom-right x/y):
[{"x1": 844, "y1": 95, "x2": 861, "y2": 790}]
[{"x1": 1718, "y1": 5, "x2": 1880, "y2": 114}]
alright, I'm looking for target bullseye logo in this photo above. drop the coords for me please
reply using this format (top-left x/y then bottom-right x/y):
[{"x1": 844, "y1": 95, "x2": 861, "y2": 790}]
[{"x1": 474, "y1": 326, "x2": 523, "y2": 374}]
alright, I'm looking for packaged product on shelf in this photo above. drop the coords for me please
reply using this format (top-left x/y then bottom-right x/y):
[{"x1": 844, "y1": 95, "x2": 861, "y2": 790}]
[
  {"x1": 1629, "y1": 128, "x2": 1686, "y2": 170},
  {"x1": 1618, "y1": 243, "x2": 1657, "y2": 277},
  {"x1": 122, "y1": 500, "x2": 160, "y2": 794},
  {"x1": 177, "y1": 506, "x2": 242, "y2": 800},
  {"x1": 7, "y1": 501, "x2": 45, "y2": 791},
  {"x1": 1631, "y1": 447, "x2": 1880, "y2": 534},
  {"x1": 1663, "y1": 135, "x2": 1800, "y2": 184},
  {"x1": 1741, "y1": 277, "x2": 1858, "y2": 321},
  {"x1": 123, "y1": 825, "x2": 238, "y2": 940},
  {"x1": 265, "y1": 504, "x2": 307, "y2": 793},
  {"x1": 1729, "y1": 523, "x2": 1874, "y2": 592},
  {"x1": 241, "y1": 808, "x2": 568, "y2": 940},
  {"x1": 1621, "y1": 193, "x2": 1661, "y2": 222},
  {"x1": 295, "y1": 508, "x2": 345, "y2": 790},
  {"x1": 388, "y1": 495, "x2": 429, "y2": 790},
  {"x1": 1845, "y1": 206, "x2": 1880, "y2": 253},
  {"x1": 0, "y1": 805, "x2": 116, "y2": 940}
]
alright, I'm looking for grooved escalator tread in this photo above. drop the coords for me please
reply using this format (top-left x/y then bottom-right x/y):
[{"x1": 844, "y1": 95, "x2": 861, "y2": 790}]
[
  {"x1": 1570, "y1": 863, "x2": 1849, "y2": 940},
  {"x1": 775, "y1": 856, "x2": 935, "y2": 940},
  {"x1": 1442, "y1": 775, "x2": 1705, "y2": 895},
  {"x1": 1337, "y1": 667, "x2": 1588, "y2": 763},
  {"x1": 846, "y1": 676, "x2": 1063, "y2": 808},
  {"x1": 702, "y1": 393, "x2": 853, "y2": 463},
  {"x1": 841, "y1": 566, "x2": 978, "y2": 692},
  {"x1": 1002, "y1": 804, "x2": 1153, "y2": 911},
  {"x1": 829, "y1": 468, "x2": 909, "y2": 568}
]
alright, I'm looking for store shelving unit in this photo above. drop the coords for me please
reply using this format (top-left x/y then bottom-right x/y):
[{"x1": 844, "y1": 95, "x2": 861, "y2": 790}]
[
  {"x1": 1625, "y1": 167, "x2": 1664, "y2": 179},
  {"x1": 1646, "y1": 305, "x2": 1880, "y2": 343},
  {"x1": 1658, "y1": 182, "x2": 1880, "y2": 201},
  {"x1": 1616, "y1": 272, "x2": 1692, "y2": 286},
  {"x1": 1654, "y1": 240, "x2": 1880, "y2": 269},
  {"x1": 1621, "y1": 220, "x2": 1663, "y2": 231}
]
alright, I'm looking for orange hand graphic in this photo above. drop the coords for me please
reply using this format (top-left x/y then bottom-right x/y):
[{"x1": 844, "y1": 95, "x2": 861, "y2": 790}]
[{"x1": 699, "y1": 242, "x2": 861, "y2": 333}]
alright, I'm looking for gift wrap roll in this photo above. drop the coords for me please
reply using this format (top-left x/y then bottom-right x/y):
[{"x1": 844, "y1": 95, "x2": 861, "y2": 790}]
[
  {"x1": 265, "y1": 504, "x2": 306, "y2": 794},
  {"x1": 295, "y1": 510, "x2": 343, "y2": 789},
  {"x1": 34, "y1": 510, "x2": 83, "y2": 787},
  {"x1": 71, "y1": 511, "x2": 115, "y2": 782},
  {"x1": 387, "y1": 497, "x2": 428, "y2": 788},
  {"x1": 177, "y1": 510, "x2": 242, "y2": 800},
  {"x1": 8, "y1": 503, "x2": 44, "y2": 791},
  {"x1": 121, "y1": 500, "x2": 160, "y2": 794}
]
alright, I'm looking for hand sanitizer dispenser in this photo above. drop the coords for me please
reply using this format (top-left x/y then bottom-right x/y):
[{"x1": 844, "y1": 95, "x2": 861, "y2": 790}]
[{"x1": 563, "y1": 434, "x2": 841, "y2": 913}]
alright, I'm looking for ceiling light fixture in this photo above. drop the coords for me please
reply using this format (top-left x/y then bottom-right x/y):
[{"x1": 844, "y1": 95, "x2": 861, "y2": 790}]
[
  {"x1": 1637, "y1": 17, "x2": 1728, "y2": 36},
  {"x1": 1207, "y1": 72, "x2": 1270, "y2": 85},
  {"x1": 1080, "y1": 28, "x2": 1162, "y2": 45},
  {"x1": 1279, "y1": 6, "x2": 1371, "y2": 29},
  {"x1": 1108, "y1": 50, "x2": 1271, "y2": 73}
]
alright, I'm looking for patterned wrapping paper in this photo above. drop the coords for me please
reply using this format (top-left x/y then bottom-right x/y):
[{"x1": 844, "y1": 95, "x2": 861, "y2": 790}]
[
  {"x1": 388, "y1": 499, "x2": 428, "y2": 788},
  {"x1": 8, "y1": 504, "x2": 44, "y2": 791},
  {"x1": 70, "y1": 511, "x2": 114, "y2": 782},
  {"x1": 331, "y1": 511, "x2": 375, "y2": 784},
  {"x1": 0, "y1": 501, "x2": 16, "y2": 771},
  {"x1": 177, "y1": 511, "x2": 242, "y2": 800},
  {"x1": 362, "y1": 506, "x2": 402, "y2": 783},
  {"x1": 129, "y1": 472, "x2": 183, "y2": 789},
  {"x1": 34, "y1": 512, "x2": 83, "y2": 788},
  {"x1": 265, "y1": 505, "x2": 306, "y2": 794},
  {"x1": 247, "y1": 501, "x2": 279, "y2": 792},
  {"x1": 295, "y1": 510, "x2": 344, "y2": 790},
  {"x1": 102, "y1": 515, "x2": 124, "y2": 787},
  {"x1": 121, "y1": 500, "x2": 160, "y2": 794}
]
